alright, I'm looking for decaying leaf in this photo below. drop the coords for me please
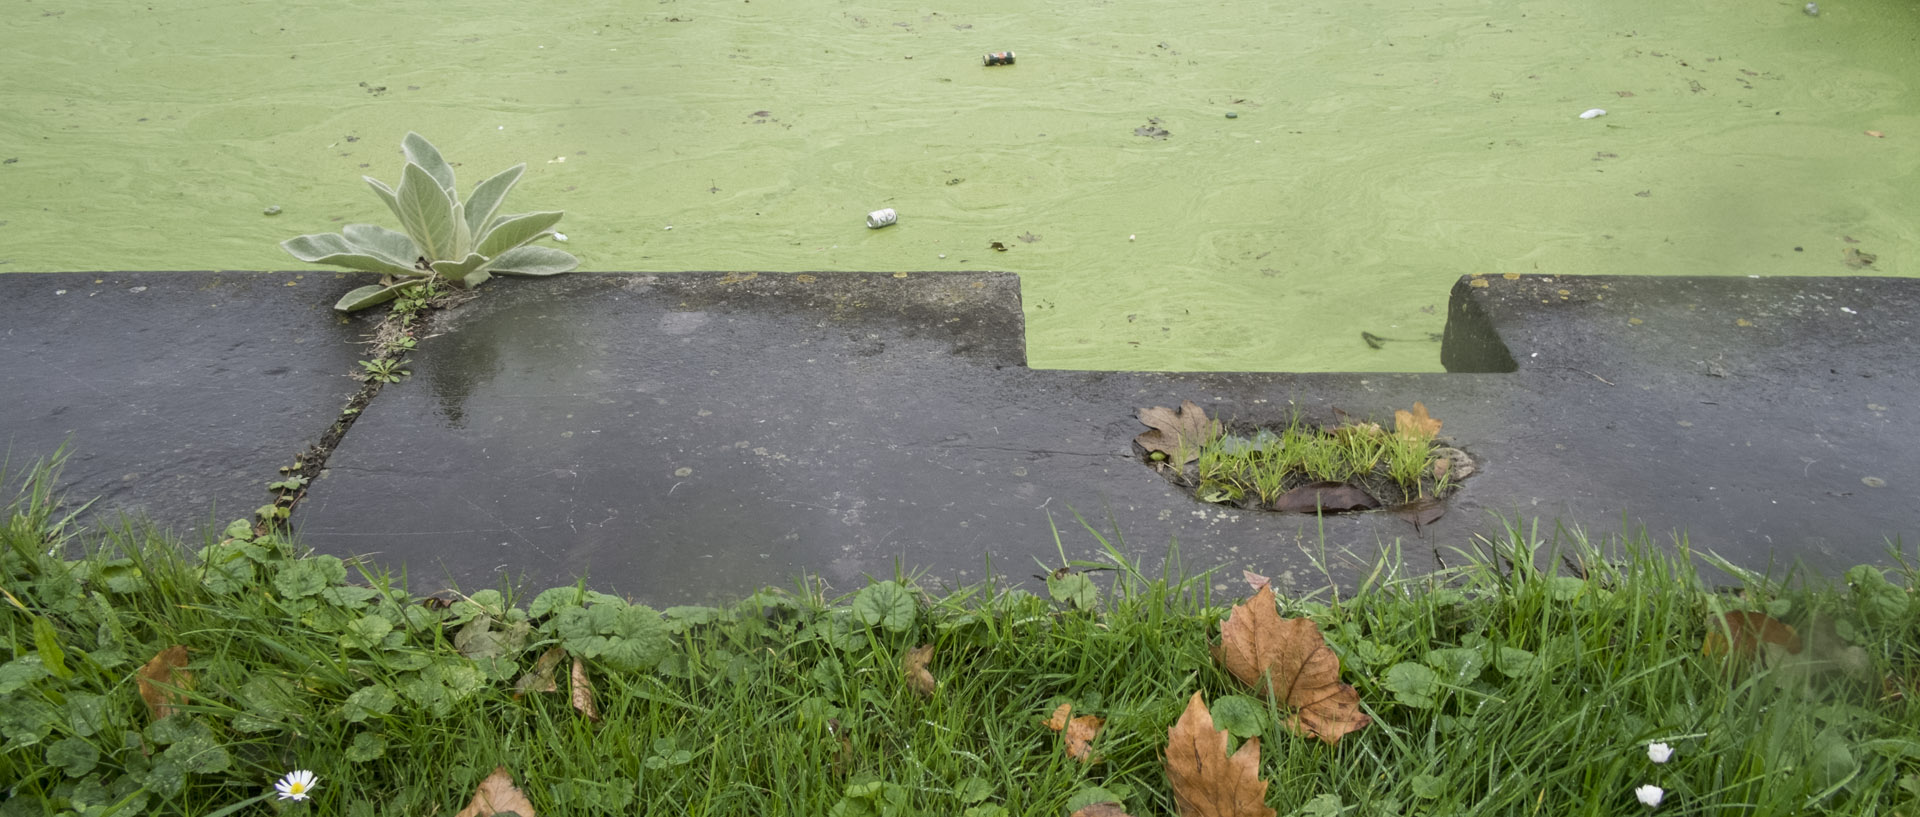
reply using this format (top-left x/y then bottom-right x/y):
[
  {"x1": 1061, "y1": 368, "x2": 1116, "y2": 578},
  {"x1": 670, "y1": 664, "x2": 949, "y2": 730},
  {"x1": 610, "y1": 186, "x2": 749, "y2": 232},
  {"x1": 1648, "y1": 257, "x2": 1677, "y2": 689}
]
[
  {"x1": 1843, "y1": 247, "x2": 1877, "y2": 269},
  {"x1": 1164, "y1": 692, "x2": 1276, "y2": 817},
  {"x1": 1242, "y1": 570, "x2": 1270, "y2": 593},
  {"x1": 1212, "y1": 585, "x2": 1370, "y2": 743},
  {"x1": 571, "y1": 658, "x2": 602, "y2": 723},
  {"x1": 1393, "y1": 497, "x2": 1447, "y2": 530},
  {"x1": 513, "y1": 646, "x2": 566, "y2": 698},
  {"x1": 1045, "y1": 703, "x2": 1104, "y2": 762},
  {"x1": 137, "y1": 645, "x2": 192, "y2": 720},
  {"x1": 1269, "y1": 482, "x2": 1379, "y2": 514},
  {"x1": 1072, "y1": 803, "x2": 1136, "y2": 817},
  {"x1": 904, "y1": 643, "x2": 937, "y2": 698},
  {"x1": 454, "y1": 766, "x2": 537, "y2": 817},
  {"x1": 1135, "y1": 401, "x2": 1217, "y2": 464},
  {"x1": 1394, "y1": 402, "x2": 1442, "y2": 439},
  {"x1": 1865, "y1": 130, "x2": 1885, "y2": 138},
  {"x1": 1703, "y1": 610, "x2": 1802, "y2": 657}
]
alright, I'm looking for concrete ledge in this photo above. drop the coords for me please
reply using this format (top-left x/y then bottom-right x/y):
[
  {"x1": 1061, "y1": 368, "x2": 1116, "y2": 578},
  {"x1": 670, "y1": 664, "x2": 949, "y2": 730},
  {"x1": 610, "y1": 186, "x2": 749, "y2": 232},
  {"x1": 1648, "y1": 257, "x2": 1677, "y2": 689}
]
[
  {"x1": 2, "y1": 270, "x2": 1913, "y2": 602},
  {"x1": 0, "y1": 271, "x2": 371, "y2": 532}
]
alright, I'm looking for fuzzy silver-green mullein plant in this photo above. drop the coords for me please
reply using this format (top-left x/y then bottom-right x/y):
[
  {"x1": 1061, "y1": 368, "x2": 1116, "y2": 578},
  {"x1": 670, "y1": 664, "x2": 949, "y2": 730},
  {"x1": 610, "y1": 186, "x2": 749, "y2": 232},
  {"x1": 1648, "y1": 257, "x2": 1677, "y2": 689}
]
[{"x1": 282, "y1": 132, "x2": 579, "y2": 312}]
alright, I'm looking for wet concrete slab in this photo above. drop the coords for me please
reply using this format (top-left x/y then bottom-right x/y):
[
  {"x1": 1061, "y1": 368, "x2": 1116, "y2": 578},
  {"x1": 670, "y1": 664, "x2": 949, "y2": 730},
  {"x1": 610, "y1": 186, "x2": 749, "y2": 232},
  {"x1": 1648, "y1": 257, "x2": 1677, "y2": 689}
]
[
  {"x1": 294, "y1": 271, "x2": 1920, "y2": 603},
  {"x1": 0, "y1": 271, "x2": 370, "y2": 533}
]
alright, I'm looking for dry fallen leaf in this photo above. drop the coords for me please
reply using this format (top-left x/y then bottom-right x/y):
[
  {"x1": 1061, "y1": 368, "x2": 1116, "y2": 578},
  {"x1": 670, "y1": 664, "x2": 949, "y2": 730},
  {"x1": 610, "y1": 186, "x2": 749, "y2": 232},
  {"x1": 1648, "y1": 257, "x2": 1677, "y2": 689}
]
[
  {"x1": 1165, "y1": 692, "x2": 1276, "y2": 817},
  {"x1": 1703, "y1": 611, "x2": 1802, "y2": 657},
  {"x1": 1135, "y1": 401, "x2": 1217, "y2": 464},
  {"x1": 1269, "y1": 482, "x2": 1379, "y2": 514},
  {"x1": 1242, "y1": 570, "x2": 1270, "y2": 593},
  {"x1": 1866, "y1": 130, "x2": 1885, "y2": 138},
  {"x1": 570, "y1": 658, "x2": 602, "y2": 723},
  {"x1": 1394, "y1": 402, "x2": 1442, "y2": 439},
  {"x1": 513, "y1": 646, "x2": 566, "y2": 698},
  {"x1": 1392, "y1": 496, "x2": 1447, "y2": 530},
  {"x1": 1213, "y1": 585, "x2": 1370, "y2": 743},
  {"x1": 454, "y1": 766, "x2": 537, "y2": 817},
  {"x1": 1045, "y1": 703, "x2": 1105, "y2": 762},
  {"x1": 137, "y1": 645, "x2": 191, "y2": 720},
  {"x1": 904, "y1": 643, "x2": 937, "y2": 698},
  {"x1": 1071, "y1": 803, "x2": 1136, "y2": 817}
]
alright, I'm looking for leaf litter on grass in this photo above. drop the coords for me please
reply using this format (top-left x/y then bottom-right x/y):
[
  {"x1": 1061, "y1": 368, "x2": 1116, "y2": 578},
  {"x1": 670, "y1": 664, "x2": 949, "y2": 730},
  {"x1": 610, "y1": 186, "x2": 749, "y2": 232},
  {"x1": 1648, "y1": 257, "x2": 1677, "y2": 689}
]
[
  {"x1": 454, "y1": 766, "x2": 537, "y2": 817},
  {"x1": 904, "y1": 643, "x2": 937, "y2": 698},
  {"x1": 1045, "y1": 703, "x2": 1105, "y2": 763},
  {"x1": 1212, "y1": 583, "x2": 1370, "y2": 743},
  {"x1": 1164, "y1": 692, "x2": 1276, "y2": 817},
  {"x1": 137, "y1": 645, "x2": 191, "y2": 720}
]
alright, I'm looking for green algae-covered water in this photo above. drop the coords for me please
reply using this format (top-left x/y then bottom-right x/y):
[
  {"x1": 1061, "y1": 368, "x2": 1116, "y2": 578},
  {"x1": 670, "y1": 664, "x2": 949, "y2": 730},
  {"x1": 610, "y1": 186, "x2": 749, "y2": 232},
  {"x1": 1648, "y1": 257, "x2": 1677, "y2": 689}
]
[{"x1": 3, "y1": 0, "x2": 1916, "y2": 372}]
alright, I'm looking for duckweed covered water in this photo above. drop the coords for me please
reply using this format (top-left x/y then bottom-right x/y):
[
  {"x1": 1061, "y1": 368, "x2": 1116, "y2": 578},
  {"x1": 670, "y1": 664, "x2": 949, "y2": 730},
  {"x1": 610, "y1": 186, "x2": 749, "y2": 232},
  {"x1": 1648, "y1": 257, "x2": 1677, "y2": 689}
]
[{"x1": 2, "y1": 0, "x2": 1915, "y2": 371}]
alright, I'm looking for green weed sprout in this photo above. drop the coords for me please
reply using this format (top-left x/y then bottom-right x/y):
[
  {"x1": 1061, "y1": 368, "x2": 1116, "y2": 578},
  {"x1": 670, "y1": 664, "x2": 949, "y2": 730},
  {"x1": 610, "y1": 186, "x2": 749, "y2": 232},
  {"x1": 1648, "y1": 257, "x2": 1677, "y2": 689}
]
[{"x1": 282, "y1": 132, "x2": 579, "y2": 312}]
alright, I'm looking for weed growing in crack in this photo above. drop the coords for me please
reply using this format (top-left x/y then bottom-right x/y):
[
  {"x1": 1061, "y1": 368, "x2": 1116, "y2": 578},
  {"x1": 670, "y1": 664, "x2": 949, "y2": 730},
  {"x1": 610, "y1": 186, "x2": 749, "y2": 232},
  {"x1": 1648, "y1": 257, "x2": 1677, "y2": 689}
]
[
  {"x1": 357, "y1": 358, "x2": 409, "y2": 384},
  {"x1": 281, "y1": 132, "x2": 579, "y2": 312}
]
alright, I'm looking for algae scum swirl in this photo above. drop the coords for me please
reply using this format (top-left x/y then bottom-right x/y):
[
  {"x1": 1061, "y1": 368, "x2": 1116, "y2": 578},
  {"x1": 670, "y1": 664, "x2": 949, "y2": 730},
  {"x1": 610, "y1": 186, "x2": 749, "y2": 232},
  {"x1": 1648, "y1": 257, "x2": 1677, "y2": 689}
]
[{"x1": 1, "y1": 0, "x2": 1915, "y2": 371}]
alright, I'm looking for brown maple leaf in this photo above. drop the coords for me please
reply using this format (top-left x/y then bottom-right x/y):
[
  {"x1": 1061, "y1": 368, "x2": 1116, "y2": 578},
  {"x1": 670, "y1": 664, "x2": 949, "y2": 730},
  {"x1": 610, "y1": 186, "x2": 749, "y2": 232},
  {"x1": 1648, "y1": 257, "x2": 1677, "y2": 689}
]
[
  {"x1": 904, "y1": 644, "x2": 937, "y2": 698},
  {"x1": 1136, "y1": 401, "x2": 1217, "y2": 464},
  {"x1": 1703, "y1": 611, "x2": 1802, "y2": 657},
  {"x1": 1165, "y1": 692, "x2": 1275, "y2": 817},
  {"x1": 1045, "y1": 703, "x2": 1104, "y2": 762},
  {"x1": 1394, "y1": 402, "x2": 1442, "y2": 439},
  {"x1": 137, "y1": 645, "x2": 192, "y2": 721},
  {"x1": 454, "y1": 766, "x2": 538, "y2": 817},
  {"x1": 1212, "y1": 585, "x2": 1370, "y2": 743},
  {"x1": 571, "y1": 657, "x2": 602, "y2": 723}
]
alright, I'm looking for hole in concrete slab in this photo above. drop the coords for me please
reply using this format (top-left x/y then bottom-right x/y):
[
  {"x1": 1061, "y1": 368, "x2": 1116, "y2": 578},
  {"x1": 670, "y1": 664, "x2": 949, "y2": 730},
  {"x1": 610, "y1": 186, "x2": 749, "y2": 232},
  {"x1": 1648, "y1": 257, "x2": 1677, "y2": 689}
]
[{"x1": 1134, "y1": 401, "x2": 1473, "y2": 524}]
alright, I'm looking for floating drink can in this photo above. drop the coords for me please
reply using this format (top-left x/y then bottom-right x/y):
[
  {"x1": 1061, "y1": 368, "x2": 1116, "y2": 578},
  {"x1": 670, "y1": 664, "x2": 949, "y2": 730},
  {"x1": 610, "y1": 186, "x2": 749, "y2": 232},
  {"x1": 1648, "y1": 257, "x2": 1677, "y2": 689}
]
[
  {"x1": 983, "y1": 51, "x2": 1015, "y2": 66},
  {"x1": 866, "y1": 208, "x2": 897, "y2": 229}
]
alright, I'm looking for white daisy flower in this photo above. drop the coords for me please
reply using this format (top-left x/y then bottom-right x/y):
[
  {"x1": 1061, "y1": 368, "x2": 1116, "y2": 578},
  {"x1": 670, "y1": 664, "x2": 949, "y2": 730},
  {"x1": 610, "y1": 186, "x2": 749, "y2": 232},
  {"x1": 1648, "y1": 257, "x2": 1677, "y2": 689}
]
[
  {"x1": 1647, "y1": 742, "x2": 1674, "y2": 763},
  {"x1": 275, "y1": 770, "x2": 319, "y2": 801}
]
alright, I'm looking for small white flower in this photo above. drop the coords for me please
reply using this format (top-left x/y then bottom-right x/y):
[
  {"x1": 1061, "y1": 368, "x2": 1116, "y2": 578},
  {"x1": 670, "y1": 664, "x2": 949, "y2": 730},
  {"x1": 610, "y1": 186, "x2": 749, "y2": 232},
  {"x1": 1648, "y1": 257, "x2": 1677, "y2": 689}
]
[
  {"x1": 1635, "y1": 784, "x2": 1664, "y2": 808},
  {"x1": 275, "y1": 770, "x2": 319, "y2": 801},
  {"x1": 1647, "y1": 742, "x2": 1674, "y2": 763}
]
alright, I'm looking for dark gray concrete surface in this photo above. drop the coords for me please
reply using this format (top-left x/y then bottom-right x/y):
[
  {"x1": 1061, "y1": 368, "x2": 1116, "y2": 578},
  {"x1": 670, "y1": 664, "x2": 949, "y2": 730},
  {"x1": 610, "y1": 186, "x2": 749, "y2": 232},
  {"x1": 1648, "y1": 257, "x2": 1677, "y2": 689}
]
[
  {"x1": 3, "y1": 270, "x2": 1912, "y2": 603},
  {"x1": 288, "y1": 272, "x2": 1919, "y2": 603},
  {"x1": 0, "y1": 271, "x2": 372, "y2": 534}
]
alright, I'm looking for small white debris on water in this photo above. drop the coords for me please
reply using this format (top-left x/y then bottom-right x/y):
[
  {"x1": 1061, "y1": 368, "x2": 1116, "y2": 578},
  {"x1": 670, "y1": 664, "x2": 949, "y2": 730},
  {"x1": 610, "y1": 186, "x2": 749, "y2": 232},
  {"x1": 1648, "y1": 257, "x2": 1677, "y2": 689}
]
[
  {"x1": 1579, "y1": 108, "x2": 1607, "y2": 119},
  {"x1": 1531, "y1": 352, "x2": 1539, "y2": 358},
  {"x1": 54, "y1": 289, "x2": 66, "y2": 295},
  {"x1": 1841, "y1": 306, "x2": 1857, "y2": 314},
  {"x1": 553, "y1": 232, "x2": 568, "y2": 242},
  {"x1": 664, "y1": 225, "x2": 673, "y2": 230},
  {"x1": 938, "y1": 254, "x2": 946, "y2": 259}
]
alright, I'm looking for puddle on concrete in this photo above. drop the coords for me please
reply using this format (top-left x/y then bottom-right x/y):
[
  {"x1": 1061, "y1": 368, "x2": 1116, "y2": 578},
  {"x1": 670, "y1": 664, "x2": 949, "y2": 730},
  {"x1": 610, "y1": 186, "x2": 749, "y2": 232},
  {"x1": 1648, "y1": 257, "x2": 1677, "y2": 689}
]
[{"x1": 1, "y1": 1, "x2": 1916, "y2": 373}]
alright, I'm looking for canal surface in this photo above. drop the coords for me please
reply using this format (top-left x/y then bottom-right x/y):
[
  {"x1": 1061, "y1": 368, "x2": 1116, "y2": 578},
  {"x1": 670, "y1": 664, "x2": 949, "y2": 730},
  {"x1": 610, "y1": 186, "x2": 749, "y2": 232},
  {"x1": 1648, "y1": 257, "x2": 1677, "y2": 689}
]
[{"x1": 2, "y1": 0, "x2": 1915, "y2": 371}]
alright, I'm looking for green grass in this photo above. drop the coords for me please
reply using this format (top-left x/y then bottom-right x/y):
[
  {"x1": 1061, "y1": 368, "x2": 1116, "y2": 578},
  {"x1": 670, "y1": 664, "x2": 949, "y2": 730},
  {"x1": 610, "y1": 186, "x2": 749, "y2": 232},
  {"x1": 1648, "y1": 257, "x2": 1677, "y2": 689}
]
[
  {"x1": 1185, "y1": 412, "x2": 1451, "y2": 509},
  {"x1": 2, "y1": 456, "x2": 1917, "y2": 817}
]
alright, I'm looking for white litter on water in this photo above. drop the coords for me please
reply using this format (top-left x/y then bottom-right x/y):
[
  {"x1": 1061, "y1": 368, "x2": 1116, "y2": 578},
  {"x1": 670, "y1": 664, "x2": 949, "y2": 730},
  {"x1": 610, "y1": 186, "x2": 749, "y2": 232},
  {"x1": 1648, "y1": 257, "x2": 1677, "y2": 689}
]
[{"x1": 1579, "y1": 108, "x2": 1607, "y2": 120}]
